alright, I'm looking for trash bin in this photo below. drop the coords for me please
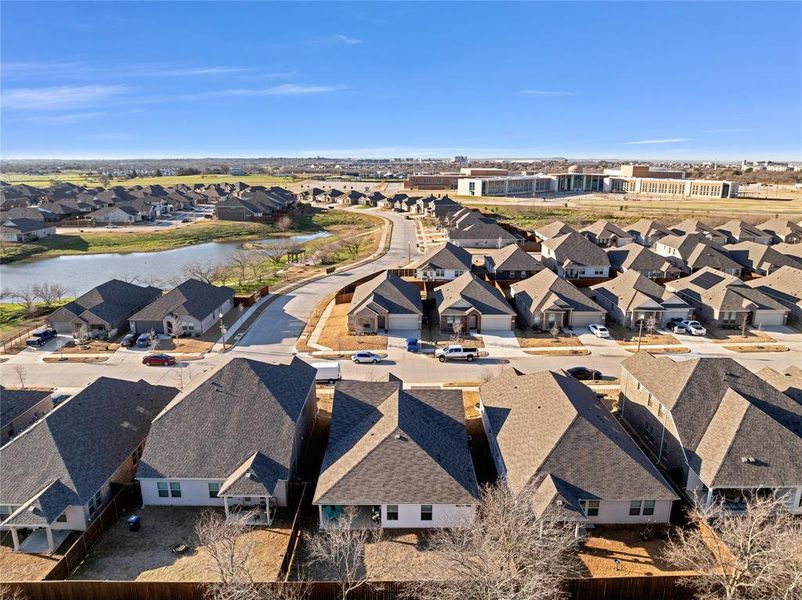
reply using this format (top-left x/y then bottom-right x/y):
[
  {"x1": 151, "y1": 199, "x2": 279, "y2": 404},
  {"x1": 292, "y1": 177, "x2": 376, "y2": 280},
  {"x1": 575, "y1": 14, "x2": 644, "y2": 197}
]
[{"x1": 127, "y1": 515, "x2": 141, "y2": 532}]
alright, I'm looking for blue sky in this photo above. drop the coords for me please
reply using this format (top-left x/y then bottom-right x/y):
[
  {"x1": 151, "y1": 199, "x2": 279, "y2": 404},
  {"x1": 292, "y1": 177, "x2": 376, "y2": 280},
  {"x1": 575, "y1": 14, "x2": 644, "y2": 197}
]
[{"x1": 1, "y1": 1, "x2": 800, "y2": 160}]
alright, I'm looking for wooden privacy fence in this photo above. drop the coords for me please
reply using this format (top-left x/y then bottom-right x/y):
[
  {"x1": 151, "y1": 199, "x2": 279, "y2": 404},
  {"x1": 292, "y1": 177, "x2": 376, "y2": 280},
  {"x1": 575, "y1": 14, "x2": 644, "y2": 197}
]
[
  {"x1": 276, "y1": 483, "x2": 308, "y2": 581},
  {"x1": 43, "y1": 483, "x2": 142, "y2": 581},
  {"x1": 1, "y1": 576, "x2": 695, "y2": 600}
]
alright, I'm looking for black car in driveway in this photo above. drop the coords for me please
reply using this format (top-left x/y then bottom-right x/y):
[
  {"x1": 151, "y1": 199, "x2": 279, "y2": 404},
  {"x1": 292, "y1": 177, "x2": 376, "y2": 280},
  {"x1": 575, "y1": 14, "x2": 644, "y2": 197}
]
[
  {"x1": 26, "y1": 328, "x2": 58, "y2": 347},
  {"x1": 566, "y1": 366, "x2": 603, "y2": 381}
]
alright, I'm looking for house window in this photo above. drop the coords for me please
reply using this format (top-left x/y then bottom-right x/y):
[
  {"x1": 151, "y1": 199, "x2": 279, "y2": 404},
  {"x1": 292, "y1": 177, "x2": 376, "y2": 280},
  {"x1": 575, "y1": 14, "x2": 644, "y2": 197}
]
[
  {"x1": 657, "y1": 404, "x2": 665, "y2": 418},
  {"x1": 454, "y1": 270, "x2": 464, "y2": 277},
  {"x1": 435, "y1": 269, "x2": 445, "y2": 278},
  {"x1": 208, "y1": 482, "x2": 221, "y2": 499},
  {"x1": 386, "y1": 505, "x2": 399, "y2": 521},
  {"x1": 581, "y1": 500, "x2": 599, "y2": 517},
  {"x1": 647, "y1": 394, "x2": 654, "y2": 409},
  {"x1": 157, "y1": 482, "x2": 169, "y2": 498},
  {"x1": 169, "y1": 482, "x2": 182, "y2": 498},
  {"x1": 629, "y1": 500, "x2": 642, "y2": 516},
  {"x1": 56, "y1": 513, "x2": 67, "y2": 523},
  {"x1": 0, "y1": 505, "x2": 12, "y2": 521},
  {"x1": 88, "y1": 490, "x2": 103, "y2": 516},
  {"x1": 643, "y1": 500, "x2": 656, "y2": 516},
  {"x1": 421, "y1": 505, "x2": 433, "y2": 521}
]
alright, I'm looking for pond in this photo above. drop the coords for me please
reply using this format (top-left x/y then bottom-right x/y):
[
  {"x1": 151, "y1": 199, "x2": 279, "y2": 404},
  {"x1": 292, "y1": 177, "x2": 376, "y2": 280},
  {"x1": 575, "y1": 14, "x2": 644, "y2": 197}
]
[{"x1": 0, "y1": 231, "x2": 330, "y2": 298}]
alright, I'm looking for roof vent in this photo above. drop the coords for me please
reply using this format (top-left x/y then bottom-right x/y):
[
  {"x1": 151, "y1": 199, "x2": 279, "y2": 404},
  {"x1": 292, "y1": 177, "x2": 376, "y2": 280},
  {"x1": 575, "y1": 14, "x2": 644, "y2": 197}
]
[
  {"x1": 556, "y1": 500, "x2": 564, "y2": 507},
  {"x1": 741, "y1": 456, "x2": 755, "y2": 464},
  {"x1": 394, "y1": 434, "x2": 407, "y2": 441}
]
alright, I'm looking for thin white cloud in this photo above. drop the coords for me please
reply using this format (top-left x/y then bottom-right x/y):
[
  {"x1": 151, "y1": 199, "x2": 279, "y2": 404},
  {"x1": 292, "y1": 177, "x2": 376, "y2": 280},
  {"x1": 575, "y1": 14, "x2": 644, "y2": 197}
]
[
  {"x1": 623, "y1": 138, "x2": 692, "y2": 145},
  {"x1": 333, "y1": 34, "x2": 363, "y2": 45},
  {"x1": 1, "y1": 85, "x2": 130, "y2": 110},
  {"x1": 22, "y1": 111, "x2": 108, "y2": 124},
  {"x1": 518, "y1": 90, "x2": 576, "y2": 97},
  {"x1": 704, "y1": 128, "x2": 748, "y2": 134},
  {"x1": 137, "y1": 66, "x2": 254, "y2": 77},
  {"x1": 185, "y1": 84, "x2": 343, "y2": 99}
]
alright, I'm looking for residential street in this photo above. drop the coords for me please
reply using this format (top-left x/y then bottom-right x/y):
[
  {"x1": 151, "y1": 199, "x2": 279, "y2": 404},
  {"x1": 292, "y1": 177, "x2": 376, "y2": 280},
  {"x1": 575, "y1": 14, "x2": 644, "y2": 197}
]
[{"x1": 2, "y1": 208, "x2": 801, "y2": 392}]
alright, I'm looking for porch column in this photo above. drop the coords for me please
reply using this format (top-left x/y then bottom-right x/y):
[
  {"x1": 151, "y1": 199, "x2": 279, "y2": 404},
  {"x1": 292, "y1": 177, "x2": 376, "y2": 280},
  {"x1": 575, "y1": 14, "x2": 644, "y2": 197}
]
[
  {"x1": 223, "y1": 496, "x2": 230, "y2": 519},
  {"x1": 705, "y1": 487, "x2": 714, "y2": 508},
  {"x1": 10, "y1": 527, "x2": 20, "y2": 552},
  {"x1": 265, "y1": 498, "x2": 271, "y2": 524},
  {"x1": 46, "y1": 526, "x2": 54, "y2": 553}
]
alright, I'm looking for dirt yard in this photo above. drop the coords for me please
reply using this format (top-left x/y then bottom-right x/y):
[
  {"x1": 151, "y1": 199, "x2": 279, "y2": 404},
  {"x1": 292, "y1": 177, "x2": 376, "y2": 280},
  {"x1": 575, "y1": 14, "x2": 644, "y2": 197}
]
[
  {"x1": 577, "y1": 526, "x2": 698, "y2": 578},
  {"x1": 73, "y1": 506, "x2": 291, "y2": 581},
  {"x1": 514, "y1": 327, "x2": 585, "y2": 348},
  {"x1": 61, "y1": 340, "x2": 120, "y2": 354},
  {"x1": 0, "y1": 531, "x2": 76, "y2": 581},
  {"x1": 317, "y1": 304, "x2": 387, "y2": 351},
  {"x1": 721, "y1": 344, "x2": 789, "y2": 353},
  {"x1": 707, "y1": 326, "x2": 775, "y2": 343},
  {"x1": 606, "y1": 323, "x2": 682, "y2": 347},
  {"x1": 155, "y1": 338, "x2": 215, "y2": 353}
]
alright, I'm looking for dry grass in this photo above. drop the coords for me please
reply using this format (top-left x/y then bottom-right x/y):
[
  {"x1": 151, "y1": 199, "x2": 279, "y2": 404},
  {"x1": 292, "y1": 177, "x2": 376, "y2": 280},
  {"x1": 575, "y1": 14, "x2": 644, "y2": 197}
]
[
  {"x1": 43, "y1": 356, "x2": 108, "y2": 363},
  {"x1": 0, "y1": 532, "x2": 75, "y2": 581},
  {"x1": 577, "y1": 526, "x2": 699, "y2": 578},
  {"x1": 462, "y1": 389, "x2": 481, "y2": 419},
  {"x1": 73, "y1": 506, "x2": 290, "y2": 582},
  {"x1": 155, "y1": 338, "x2": 215, "y2": 353},
  {"x1": 605, "y1": 323, "x2": 682, "y2": 347},
  {"x1": 624, "y1": 346, "x2": 691, "y2": 354},
  {"x1": 60, "y1": 340, "x2": 119, "y2": 354},
  {"x1": 721, "y1": 344, "x2": 789, "y2": 353},
  {"x1": 317, "y1": 304, "x2": 387, "y2": 351},
  {"x1": 707, "y1": 327, "x2": 775, "y2": 343},
  {"x1": 523, "y1": 348, "x2": 591, "y2": 356},
  {"x1": 424, "y1": 328, "x2": 485, "y2": 349},
  {"x1": 514, "y1": 327, "x2": 584, "y2": 348}
]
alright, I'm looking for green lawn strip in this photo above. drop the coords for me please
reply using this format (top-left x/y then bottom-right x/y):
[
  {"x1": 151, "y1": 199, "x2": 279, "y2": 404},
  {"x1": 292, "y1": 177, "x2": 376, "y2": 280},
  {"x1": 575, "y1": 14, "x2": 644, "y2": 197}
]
[
  {"x1": 0, "y1": 300, "x2": 71, "y2": 335},
  {"x1": 0, "y1": 209, "x2": 382, "y2": 264}
]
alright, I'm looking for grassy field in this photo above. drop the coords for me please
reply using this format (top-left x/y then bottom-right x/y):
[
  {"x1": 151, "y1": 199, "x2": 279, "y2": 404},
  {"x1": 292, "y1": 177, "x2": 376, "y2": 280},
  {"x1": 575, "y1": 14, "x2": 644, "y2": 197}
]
[
  {"x1": 0, "y1": 208, "x2": 382, "y2": 264},
  {"x1": 0, "y1": 301, "x2": 70, "y2": 337},
  {"x1": 1, "y1": 171, "x2": 296, "y2": 188}
]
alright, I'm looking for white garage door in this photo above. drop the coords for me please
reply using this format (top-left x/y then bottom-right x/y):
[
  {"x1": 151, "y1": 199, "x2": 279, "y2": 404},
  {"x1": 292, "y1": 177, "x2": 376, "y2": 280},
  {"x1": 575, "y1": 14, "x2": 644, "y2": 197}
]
[
  {"x1": 753, "y1": 311, "x2": 786, "y2": 327},
  {"x1": 572, "y1": 312, "x2": 605, "y2": 327},
  {"x1": 389, "y1": 314, "x2": 420, "y2": 331},
  {"x1": 481, "y1": 315, "x2": 514, "y2": 331}
]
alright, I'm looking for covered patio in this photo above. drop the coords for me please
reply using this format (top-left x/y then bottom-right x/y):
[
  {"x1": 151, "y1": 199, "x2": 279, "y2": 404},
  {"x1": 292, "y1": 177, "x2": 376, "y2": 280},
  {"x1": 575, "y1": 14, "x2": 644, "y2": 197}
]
[
  {"x1": 218, "y1": 451, "x2": 282, "y2": 527},
  {"x1": 318, "y1": 505, "x2": 381, "y2": 529}
]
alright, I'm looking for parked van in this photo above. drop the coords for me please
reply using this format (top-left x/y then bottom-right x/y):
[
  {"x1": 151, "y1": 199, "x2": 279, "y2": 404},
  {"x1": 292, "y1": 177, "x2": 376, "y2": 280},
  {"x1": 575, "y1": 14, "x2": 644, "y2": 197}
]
[{"x1": 312, "y1": 361, "x2": 342, "y2": 384}]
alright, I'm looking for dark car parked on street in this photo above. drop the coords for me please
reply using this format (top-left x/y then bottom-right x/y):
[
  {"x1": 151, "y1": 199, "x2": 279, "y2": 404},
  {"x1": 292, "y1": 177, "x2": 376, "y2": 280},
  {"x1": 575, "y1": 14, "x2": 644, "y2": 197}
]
[{"x1": 566, "y1": 366, "x2": 603, "y2": 381}]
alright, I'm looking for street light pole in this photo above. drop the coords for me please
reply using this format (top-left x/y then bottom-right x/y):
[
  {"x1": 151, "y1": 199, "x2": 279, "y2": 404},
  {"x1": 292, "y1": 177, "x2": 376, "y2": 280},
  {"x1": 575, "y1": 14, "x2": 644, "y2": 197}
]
[
  {"x1": 636, "y1": 319, "x2": 644, "y2": 352},
  {"x1": 408, "y1": 241, "x2": 411, "y2": 262},
  {"x1": 218, "y1": 311, "x2": 227, "y2": 352}
]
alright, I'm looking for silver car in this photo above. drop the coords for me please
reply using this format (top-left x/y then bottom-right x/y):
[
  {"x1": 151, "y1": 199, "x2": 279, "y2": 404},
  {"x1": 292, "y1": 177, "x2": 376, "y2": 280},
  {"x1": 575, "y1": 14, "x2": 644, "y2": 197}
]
[{"x1": 352, "y1": 351, "x2": 381, "y2": 364}]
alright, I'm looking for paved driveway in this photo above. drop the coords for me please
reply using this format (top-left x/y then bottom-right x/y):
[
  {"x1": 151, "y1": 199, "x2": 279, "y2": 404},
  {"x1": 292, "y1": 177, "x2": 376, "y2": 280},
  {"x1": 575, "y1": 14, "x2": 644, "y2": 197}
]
[
  {"x1": 480, "y1": 330, "x2": 522, "y2": 352},
  {"x1": 387, "y1": 330, "x2": 420, "y2": 350}
]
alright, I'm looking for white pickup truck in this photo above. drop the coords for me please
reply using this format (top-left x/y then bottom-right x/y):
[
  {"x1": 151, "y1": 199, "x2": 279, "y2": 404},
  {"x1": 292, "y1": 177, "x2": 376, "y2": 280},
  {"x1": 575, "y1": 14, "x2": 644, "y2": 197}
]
[{"x1": 435, "y1": 344, "x2": 480, "y2": 362}]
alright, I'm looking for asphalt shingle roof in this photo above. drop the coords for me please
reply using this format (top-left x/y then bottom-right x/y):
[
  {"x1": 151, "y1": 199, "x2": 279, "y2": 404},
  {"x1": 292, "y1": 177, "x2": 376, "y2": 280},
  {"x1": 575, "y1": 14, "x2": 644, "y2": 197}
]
[
  {"x1": 412, "y1": 242, "x2": 473, "y2": 272},
  {"x1": 510, "y1": 269, "x2": 605, "y2": 314},
  {"x1": 435, "y1": 272, "x2": 516, "y2": 316},
  {"x1": 0, "y1": 387, "x2": 51, "y2": 429},
  {"x1": 49, "y1": 279, "x2": 162, "y2": 328},
  {"x1": 349, "y1": 271, "x2": 423, "y2": 316},
  {"x1": 314, "y1": 381, "x2": 480, "y2": 505},
  {"x1": 129, "y1": 279, "x2": 234, "y2": 322}
]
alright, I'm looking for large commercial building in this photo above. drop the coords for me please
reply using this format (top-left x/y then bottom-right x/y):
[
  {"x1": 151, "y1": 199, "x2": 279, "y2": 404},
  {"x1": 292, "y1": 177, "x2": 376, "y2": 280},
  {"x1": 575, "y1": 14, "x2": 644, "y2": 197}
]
[
  {"x1": 405, "y1": 173, "x2": 462, "y2": 190},
  {"x1": 457, "y1": 173, "x2": 606, "y2": 196},
  {"x1": 607, "y1": 177, "x2": 739, "y2": 198}
]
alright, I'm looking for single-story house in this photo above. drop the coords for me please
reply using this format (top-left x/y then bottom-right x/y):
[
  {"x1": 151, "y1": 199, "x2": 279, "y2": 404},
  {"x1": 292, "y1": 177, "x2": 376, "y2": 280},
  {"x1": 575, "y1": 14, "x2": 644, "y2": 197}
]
[
  {"x1": 670, "y1": 220, "x2": 727, "y2": 245},
  {"x1": 434, "y1": 272, "x2": 516, "y2": 332},
  {"x1": 483, "y1": 245, "x2": 543, "y2": 281},
  {"x1": 48, "y1": 279, "x2": 163, "y2": 340},
  {"x1": 447, "y1": 219, "x2": 520, "y2": 249},
  {"x1": 0, "y1": 387, "x2": 53, "y2": 446},
  {"x1": 723, "y1": 241, "x2": 801, "y2": 276},
  {"x1": 138, "y1": 358, "x2": 317, "y2": 526},
  {"x1": 0, "y1": 218, "x2": 56, "y2": 243},
  {"x1": 756, "y1": 219, "x2": 802, "y2": 244},
  {"x1": 625, "y1": 219, "x2": 672, "y2": 247},
  {"x1": 347, "y1": 271, "x2": 423, "y2": 334},
  {"x1": 480, "y1": 369, "x2": 677, "y2": 534},
  {"x1": 314, "y1": 380, "x2": 480, "y2": 529},
  {"x1": 654, "y1": 234, "x2": 743, "y2": 276},
  {"x1": 0, "y1": 378, "x2": 178, "y2": 553},
  {"x1": 716, "y1": 220, "x2": 772, "y2": 245},
  {"x1": 533, "y1": 221, "x2": 577, "y2": 242},
  {"x1": 580, "y1": 220, "x2": 634, "y2": 248},
  {"x1": 89, "y1": 205, "x2": 141, "y2": 224},
  {"x1": 326, "y1": 189, "x2": 344, "y2": 203},
  {"x1": 541, "y1": 232, "x2": 611, "y2": 279},
  {"x1": 606, "y1": 243, "x2": 684, "y2": 280},
  {"x1": 412, "y1": 242, "x2": 473, "y2": 281},
  {"x1": 510, "y1": 269, "x2": 606, "y2": 330},
  {"x1": 746, "y1": 266, "x2": 802, "y2": 323},
  {"x1": 620, "y1": 353, "x2": 802, "y2": 513},
  {"x1": 590, "y1": 270, "x2": 692, "y2": 328},
  {"x1": 665, "y1": 267, "x2": 789, "y2": 328},
  {"x1": 128, "y1": 279, "x2": 235, "y2": 337}
]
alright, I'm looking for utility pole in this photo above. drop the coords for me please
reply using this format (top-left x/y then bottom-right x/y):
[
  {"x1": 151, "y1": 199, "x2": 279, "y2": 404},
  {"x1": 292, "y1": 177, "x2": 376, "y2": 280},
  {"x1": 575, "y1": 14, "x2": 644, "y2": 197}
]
[{"x1": 218, "y1": 311, "x2": 227, "y2": 352}]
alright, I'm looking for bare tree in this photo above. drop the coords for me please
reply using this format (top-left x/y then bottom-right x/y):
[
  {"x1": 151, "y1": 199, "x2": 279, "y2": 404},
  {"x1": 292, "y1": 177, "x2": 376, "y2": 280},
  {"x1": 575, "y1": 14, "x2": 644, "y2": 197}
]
[
  {"x1": 13, "y1": 286, "x2": 39, "y2": 315},
  {"x1": 407, "y1": 483, "x2": 582, "y2": 600},
  {"x1": 314, "y1": 240, "x2": 344, "y2": 265},
  {"x1": 261, "y1": 243, "x2": 290, "y2": 266},
  {"x1": 549, "y1": 322, "x2": 562, "y2": 341},
  {"x1": 341, "y1": 238, "x2": 364, "y2": 259},
  {"x1": 196, "y1": 509, "x2": 306, "y2": 600},
  {"x1": 740, "y1": 313, "x2": 750, "y2": 339},
  {"x1": 451, "y1": 319, "x2": 464, "y2": 343},
  {"x1": 304, "y1": 507, "x2": 379, "y2": 600},
  {"x1": 645, "y1": 315, "x2": 657, "y2": 336},
  {"x1": 184, "y1": 261, "x2": 220, "y2": 285},
  {"x1": 33, "y1": 282, "x2": 68, "y2": 307},
  {"x1": 247, "y1": 255, "x2": 271, "y2": 284},
  {"x1": 12, "y1": 365, "x2": 26, "y2": 389},
  {"x1": 664, "y1": 495, "x2": 802, "y2": 600},
  {"x1": 275, "y1": 215, "x2": 293, "y2": 232},
  {"x1": 227, "y1": 251, "x2": 253, "y2": 288}
]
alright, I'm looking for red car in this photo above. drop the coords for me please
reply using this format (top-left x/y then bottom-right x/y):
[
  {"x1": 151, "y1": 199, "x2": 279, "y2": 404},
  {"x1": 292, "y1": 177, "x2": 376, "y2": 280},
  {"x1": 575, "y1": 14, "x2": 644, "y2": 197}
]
[{"x1": 142, "y1": 354, "x2": 176, "y2": 366}]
